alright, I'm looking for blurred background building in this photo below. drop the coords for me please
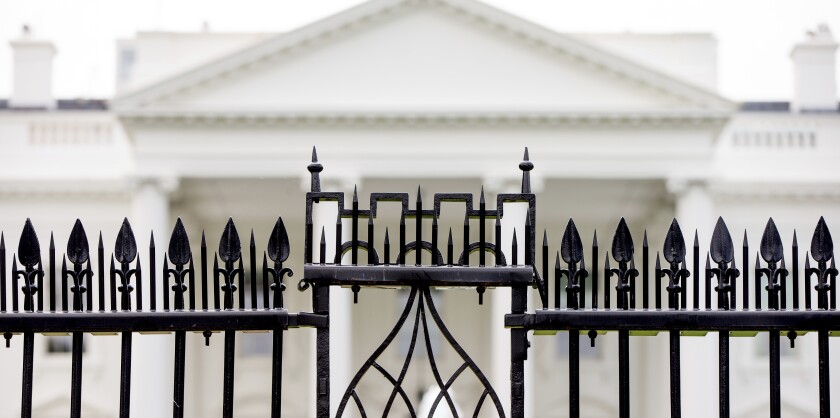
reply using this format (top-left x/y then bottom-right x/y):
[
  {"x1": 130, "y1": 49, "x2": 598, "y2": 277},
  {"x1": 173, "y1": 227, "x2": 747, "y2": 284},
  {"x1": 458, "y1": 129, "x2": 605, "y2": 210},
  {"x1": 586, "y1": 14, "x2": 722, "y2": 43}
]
[{"x1": 0, "y1": 0, "x2": 839, "y2": 416}]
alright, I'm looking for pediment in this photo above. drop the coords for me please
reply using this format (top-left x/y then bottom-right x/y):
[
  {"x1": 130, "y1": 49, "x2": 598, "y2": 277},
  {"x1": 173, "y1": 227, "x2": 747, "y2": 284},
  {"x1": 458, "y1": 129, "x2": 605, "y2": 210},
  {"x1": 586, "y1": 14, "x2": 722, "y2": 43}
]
[{"x1": 115, "y1": 0, "x2": 734, "y2": 117}]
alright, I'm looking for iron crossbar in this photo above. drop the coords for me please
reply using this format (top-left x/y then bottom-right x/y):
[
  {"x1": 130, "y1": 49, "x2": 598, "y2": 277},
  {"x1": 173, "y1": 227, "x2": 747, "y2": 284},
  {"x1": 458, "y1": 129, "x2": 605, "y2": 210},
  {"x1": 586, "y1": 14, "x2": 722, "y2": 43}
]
[
  {"x1": 0, "y1": 310, "x2": 324, "y2": 333},
  {"x1": 508, "y1": 309, "x2": 840, "y2": 331},
  {"x1": 303, "y1": 265, "x2": 533, "y2": 287}
]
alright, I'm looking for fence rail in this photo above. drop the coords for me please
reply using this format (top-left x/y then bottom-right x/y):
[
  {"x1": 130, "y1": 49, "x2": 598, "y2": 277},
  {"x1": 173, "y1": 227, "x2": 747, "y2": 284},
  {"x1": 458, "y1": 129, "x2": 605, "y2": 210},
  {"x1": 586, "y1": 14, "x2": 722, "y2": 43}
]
[{"x1": 0, "y1": 146, "x2": 836, "y2": 418}]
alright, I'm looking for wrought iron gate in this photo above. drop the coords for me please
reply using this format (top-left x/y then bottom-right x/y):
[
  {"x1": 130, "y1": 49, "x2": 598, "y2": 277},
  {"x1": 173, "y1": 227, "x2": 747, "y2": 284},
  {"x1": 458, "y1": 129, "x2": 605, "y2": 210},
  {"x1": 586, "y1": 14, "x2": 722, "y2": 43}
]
[{"x1": 0, "y1": 148, "x2": 836, "y2": 418}]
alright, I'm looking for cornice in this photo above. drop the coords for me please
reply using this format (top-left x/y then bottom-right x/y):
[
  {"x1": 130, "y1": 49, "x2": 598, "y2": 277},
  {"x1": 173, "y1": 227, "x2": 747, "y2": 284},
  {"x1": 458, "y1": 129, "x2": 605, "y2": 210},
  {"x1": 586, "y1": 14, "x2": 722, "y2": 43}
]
[
  {"x1": 0, "y1": 179, "x2": 131, "y2": 199},
  {"x1": 117, "y1": 109, "x2": 731, "y2": 128},
  {"x1": 709, "y1": 180, "x2": 840, "y2": 201}
]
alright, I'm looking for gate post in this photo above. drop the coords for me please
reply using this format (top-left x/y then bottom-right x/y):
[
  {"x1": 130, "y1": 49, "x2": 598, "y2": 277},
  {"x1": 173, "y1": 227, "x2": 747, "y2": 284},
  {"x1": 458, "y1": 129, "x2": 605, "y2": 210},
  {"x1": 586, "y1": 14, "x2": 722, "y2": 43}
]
[
  {"x1": 510, "y1": 149, "x2": 536, "y2": 418},
  {"x1": 307, "y1": 150, "x2": 332, "y2": 418}
]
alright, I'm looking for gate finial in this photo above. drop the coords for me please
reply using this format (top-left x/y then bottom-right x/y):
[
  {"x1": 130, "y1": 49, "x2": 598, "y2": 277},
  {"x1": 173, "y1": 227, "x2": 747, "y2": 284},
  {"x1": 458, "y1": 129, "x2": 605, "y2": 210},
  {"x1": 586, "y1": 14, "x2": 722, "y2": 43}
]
[
  {"x1": 308, "y1": 146, "x2": 323, "y2": 193},
  {"x1": 519, "y1": 147, "x2": 533, "y2": 194}
]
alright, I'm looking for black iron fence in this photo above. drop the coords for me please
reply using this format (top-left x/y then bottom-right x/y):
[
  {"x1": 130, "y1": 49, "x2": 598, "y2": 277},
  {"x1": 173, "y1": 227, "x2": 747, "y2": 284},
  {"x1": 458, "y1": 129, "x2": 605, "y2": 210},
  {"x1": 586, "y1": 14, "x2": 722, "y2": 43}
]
[{"x1": 0, "y1": 147, "x2": 836, "y2": 418}]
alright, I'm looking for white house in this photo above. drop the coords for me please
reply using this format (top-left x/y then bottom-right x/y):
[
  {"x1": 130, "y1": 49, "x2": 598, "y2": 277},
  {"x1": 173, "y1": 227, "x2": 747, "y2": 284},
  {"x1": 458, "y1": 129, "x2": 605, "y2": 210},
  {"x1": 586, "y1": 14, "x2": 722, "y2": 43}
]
[{"x1": 0, "y1": 0, "x2": 838, "y2": 417}]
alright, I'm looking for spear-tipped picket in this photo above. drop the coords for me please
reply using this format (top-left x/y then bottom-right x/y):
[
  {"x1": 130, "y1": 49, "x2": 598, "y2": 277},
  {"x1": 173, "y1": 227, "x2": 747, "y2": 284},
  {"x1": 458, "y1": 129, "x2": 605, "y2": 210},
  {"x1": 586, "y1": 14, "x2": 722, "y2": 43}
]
[
  {"x1": 525, "y1": 215, "x2": 533, "y2": 267},
  {"x1": 611, "y1": 218, "x2": 634, "y2": 264},
  {"x1": 18, "y1": 219, "x2": 41, "y2": 269},
  {"x1": 759, "y1": 219, "x2": 787, "y2": 311},
  {"x1": 710, "y1": 219, "x2": 740, "y2": 312},
  {"x1": 463, "y1": 212, "x2": 470, "y2": 266},
  {"x1": 149, "y1": 232, "x2": 156, "y2": 311},
  {"x1": 415, "y1": 186, "x2": 422, "y2": 266},
  {"x1": 642, "y1": 229, "x2": 650, "y2": 309},
  {"x1": 792, "y1": 231, "x2": 799, "y2": 310},
  {"x1": 580, "y1": 251, "x2": 588, "y2": 309},
  {"x1": 95, "y1": 233, "x2": 103, "y2": 312},
  {"x1": 655, "y1": 253, "x2": 662, "y2": 309},
  {"x1": 809, "y1": 217, "x2": 837, "y2": 312},
  {"x1": 218, "y1": 218, "x2": 242, "y2": 311},
  {"x1": 213, "y1": 254, "x2": 220, "y2": 310},
  {"x1": 267, "y1": 217, "x2": 292, "y2": 309},
  {"x1": 541, "y1": 229, "x2": 549, "y2": 309},
  {"x1": 495, "y1": 214, "x2": 501, "y2": 266},
  {"x1": 336, "y1": 212, "x2": 343, "y2": 265},
  {"x1": 743, "y1": 230, "x2": 750, "y2": 310},
  {"x1": 432, "y1": 213, "x2": 439, "y2": 266},
  {"x1": 610, "y1": 219, "x2": 638, "y2": 310},
  {"x1": 1, "y1": 233, "x2": 6, "y2": 313},
  {"x1": 479, "y1": 187, "x2": 486, "y2": 266},
  {"x1": 695, "y1": 231, "x2": 702, "y2": 310},
  {"x1": 319, "y1": 227, "x2": 326, "y2": 265},
  {"x1": 17, "y1": 219, "x2": 43, "y2": 312},
  {"x1": 811, "y1": 217, "x2": 834, "y2": 264},
  {"x1": 711, "y1": 217, "x2": 734, "y2": 265},
  {"x1": 511, "y1": 229, "x2": 518, "y2": 266},
  {"x1": 67, "y1": 220, "x2": 89, "y2": 266},
  {"x1": 831, "y1": 257, "x2": 837, "y2": 310},
  {"x1": 262, "y1": 253, "x2": 269, "y2": 309},
  {"x1": 250, "y1": 230, "x2": 257, "y2": 309},
  {"x1": 781, "y1": 258, "x2": 788, "y2": 310},
  {"x1": 592, "y1": 230, "x2": 599, "y2": 310},
  {"x1": 219, "y1": 218, "x2": 242, "y2": 264},
  {"x1": 446, "y1": 228, "x2": 453, "y2": 266},
  {"x1": 167, "y1": 219, "x2": 191, "y2": 311},
  {"x1": 706, "y1": 253, "x2": 712, "y2": 291},
  {"x1": 109, "y1": 257, "x2": 117, "y2": 311},
  {"x1": 368, "y1": 216, "x2": 375, "y2": 266},
  {"x1": 201, "y1": 232, "x2": 208, "y2": 311},
  {"x1": 352, "y1": 186, "x2": 359, "y2": 266},
  {"x1": 168, "y1": 219, "x2": 191, "y2": 268},
  {"x1": 238, "y1": 257, "x2": 245, "y2": 309},
  {"x1": 560, "y1": 221, "x2": 588, "y2": 311},
  {"x1": 16, "y1": 221, "x2": 43, "y2": 418},
  {"x1": 12, "y1": 256, "x2": 20, "y2": 312},
  {"x1": 761, "y1": 218, "x2": 784, "y2": 265},
  {"x1": 562, "y1": 219, "x2": 584, "y2": 264},
  {"x1": 385, "y1": 227, "x2": 391, "y2": 265},
  {"x1": 554, "y1": 252, "x2": 561, "y2": 309},
  {"x1": 66, "y1": 219, "x2": 89, "y2": 312},
  {"x1": 400, "y1": 213, "x2": 406, "y2": 265},
  {"x1": 604, "y1": 253, "x2": 612, "y2": 309},
  {"x1": 663, "y1": 219, "x2": 686, "y2": 267},
  {"x1": 115, "y1": 218, "x2": 137, "y2": 265}
]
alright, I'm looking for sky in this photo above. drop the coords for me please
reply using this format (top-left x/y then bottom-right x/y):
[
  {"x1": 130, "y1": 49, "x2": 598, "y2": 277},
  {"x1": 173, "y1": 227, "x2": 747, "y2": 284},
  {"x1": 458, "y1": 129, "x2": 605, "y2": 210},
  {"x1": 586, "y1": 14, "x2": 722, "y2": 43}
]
[{"x1": 0, "y1": 0, "x2": 838, "y2": 102}]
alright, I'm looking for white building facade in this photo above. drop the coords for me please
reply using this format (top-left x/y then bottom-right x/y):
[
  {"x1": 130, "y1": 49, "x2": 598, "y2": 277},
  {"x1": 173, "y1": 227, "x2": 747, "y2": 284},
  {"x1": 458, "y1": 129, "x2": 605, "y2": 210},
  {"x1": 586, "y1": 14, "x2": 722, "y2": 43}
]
[{"x1": 0, "y1": 0, "x2": 839, "y2": 417}]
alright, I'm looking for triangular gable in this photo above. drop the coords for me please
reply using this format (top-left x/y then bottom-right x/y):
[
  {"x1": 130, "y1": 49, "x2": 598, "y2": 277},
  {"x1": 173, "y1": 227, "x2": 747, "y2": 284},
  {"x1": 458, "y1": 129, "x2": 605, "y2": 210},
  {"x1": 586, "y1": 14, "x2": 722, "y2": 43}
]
[{"x1": 114, "y1": 0, "x2": 734, "y2": 114}]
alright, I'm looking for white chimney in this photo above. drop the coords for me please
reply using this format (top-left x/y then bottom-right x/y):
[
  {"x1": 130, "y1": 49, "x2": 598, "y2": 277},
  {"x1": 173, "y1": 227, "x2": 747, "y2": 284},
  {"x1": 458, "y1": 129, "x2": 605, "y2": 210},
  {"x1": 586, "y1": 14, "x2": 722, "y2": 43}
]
[
  {"x1": 791, "y1": 25, "x2": 838, "y2": 113},
  {"x1": 9, "y1": 25, "x2": 56, "y2": 109}
]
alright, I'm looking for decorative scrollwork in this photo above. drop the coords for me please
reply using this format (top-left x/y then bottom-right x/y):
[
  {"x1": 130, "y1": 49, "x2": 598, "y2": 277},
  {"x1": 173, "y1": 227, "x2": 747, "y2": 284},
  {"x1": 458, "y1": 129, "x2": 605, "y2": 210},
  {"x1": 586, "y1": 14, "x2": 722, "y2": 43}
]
[{"x1": 336, "y1": 286, "x2": 505, "y2": 418}]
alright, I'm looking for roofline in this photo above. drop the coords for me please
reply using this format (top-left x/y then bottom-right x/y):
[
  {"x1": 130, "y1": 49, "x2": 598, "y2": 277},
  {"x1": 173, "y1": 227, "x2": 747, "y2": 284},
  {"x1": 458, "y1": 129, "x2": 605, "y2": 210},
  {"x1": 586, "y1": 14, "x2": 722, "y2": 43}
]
[{"x1": 113, "y1": 0, "x2": 735, "y2": 112}]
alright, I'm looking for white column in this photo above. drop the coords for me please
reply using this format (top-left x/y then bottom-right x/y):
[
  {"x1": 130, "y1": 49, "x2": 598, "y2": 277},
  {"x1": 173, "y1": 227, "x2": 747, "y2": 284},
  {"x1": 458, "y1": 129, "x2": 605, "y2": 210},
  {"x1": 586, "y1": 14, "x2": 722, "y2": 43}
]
[
  {"x1": 129, "y1": 176, "x2": 177, "y2": 418},
  {"x1": 669, "y1": 179, "x2": 715, "y2": 418}
]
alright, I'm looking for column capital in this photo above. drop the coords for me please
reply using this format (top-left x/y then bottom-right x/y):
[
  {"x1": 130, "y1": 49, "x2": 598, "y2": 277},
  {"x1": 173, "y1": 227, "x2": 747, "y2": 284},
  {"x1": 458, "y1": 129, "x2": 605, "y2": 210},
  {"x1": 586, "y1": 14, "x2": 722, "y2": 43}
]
[
  {"x1": 666, "y1": 177, "x2": 709, "y2": 196},
  {"x1": 130, "y1": 175, "x2": 180, "y2": 197}
]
